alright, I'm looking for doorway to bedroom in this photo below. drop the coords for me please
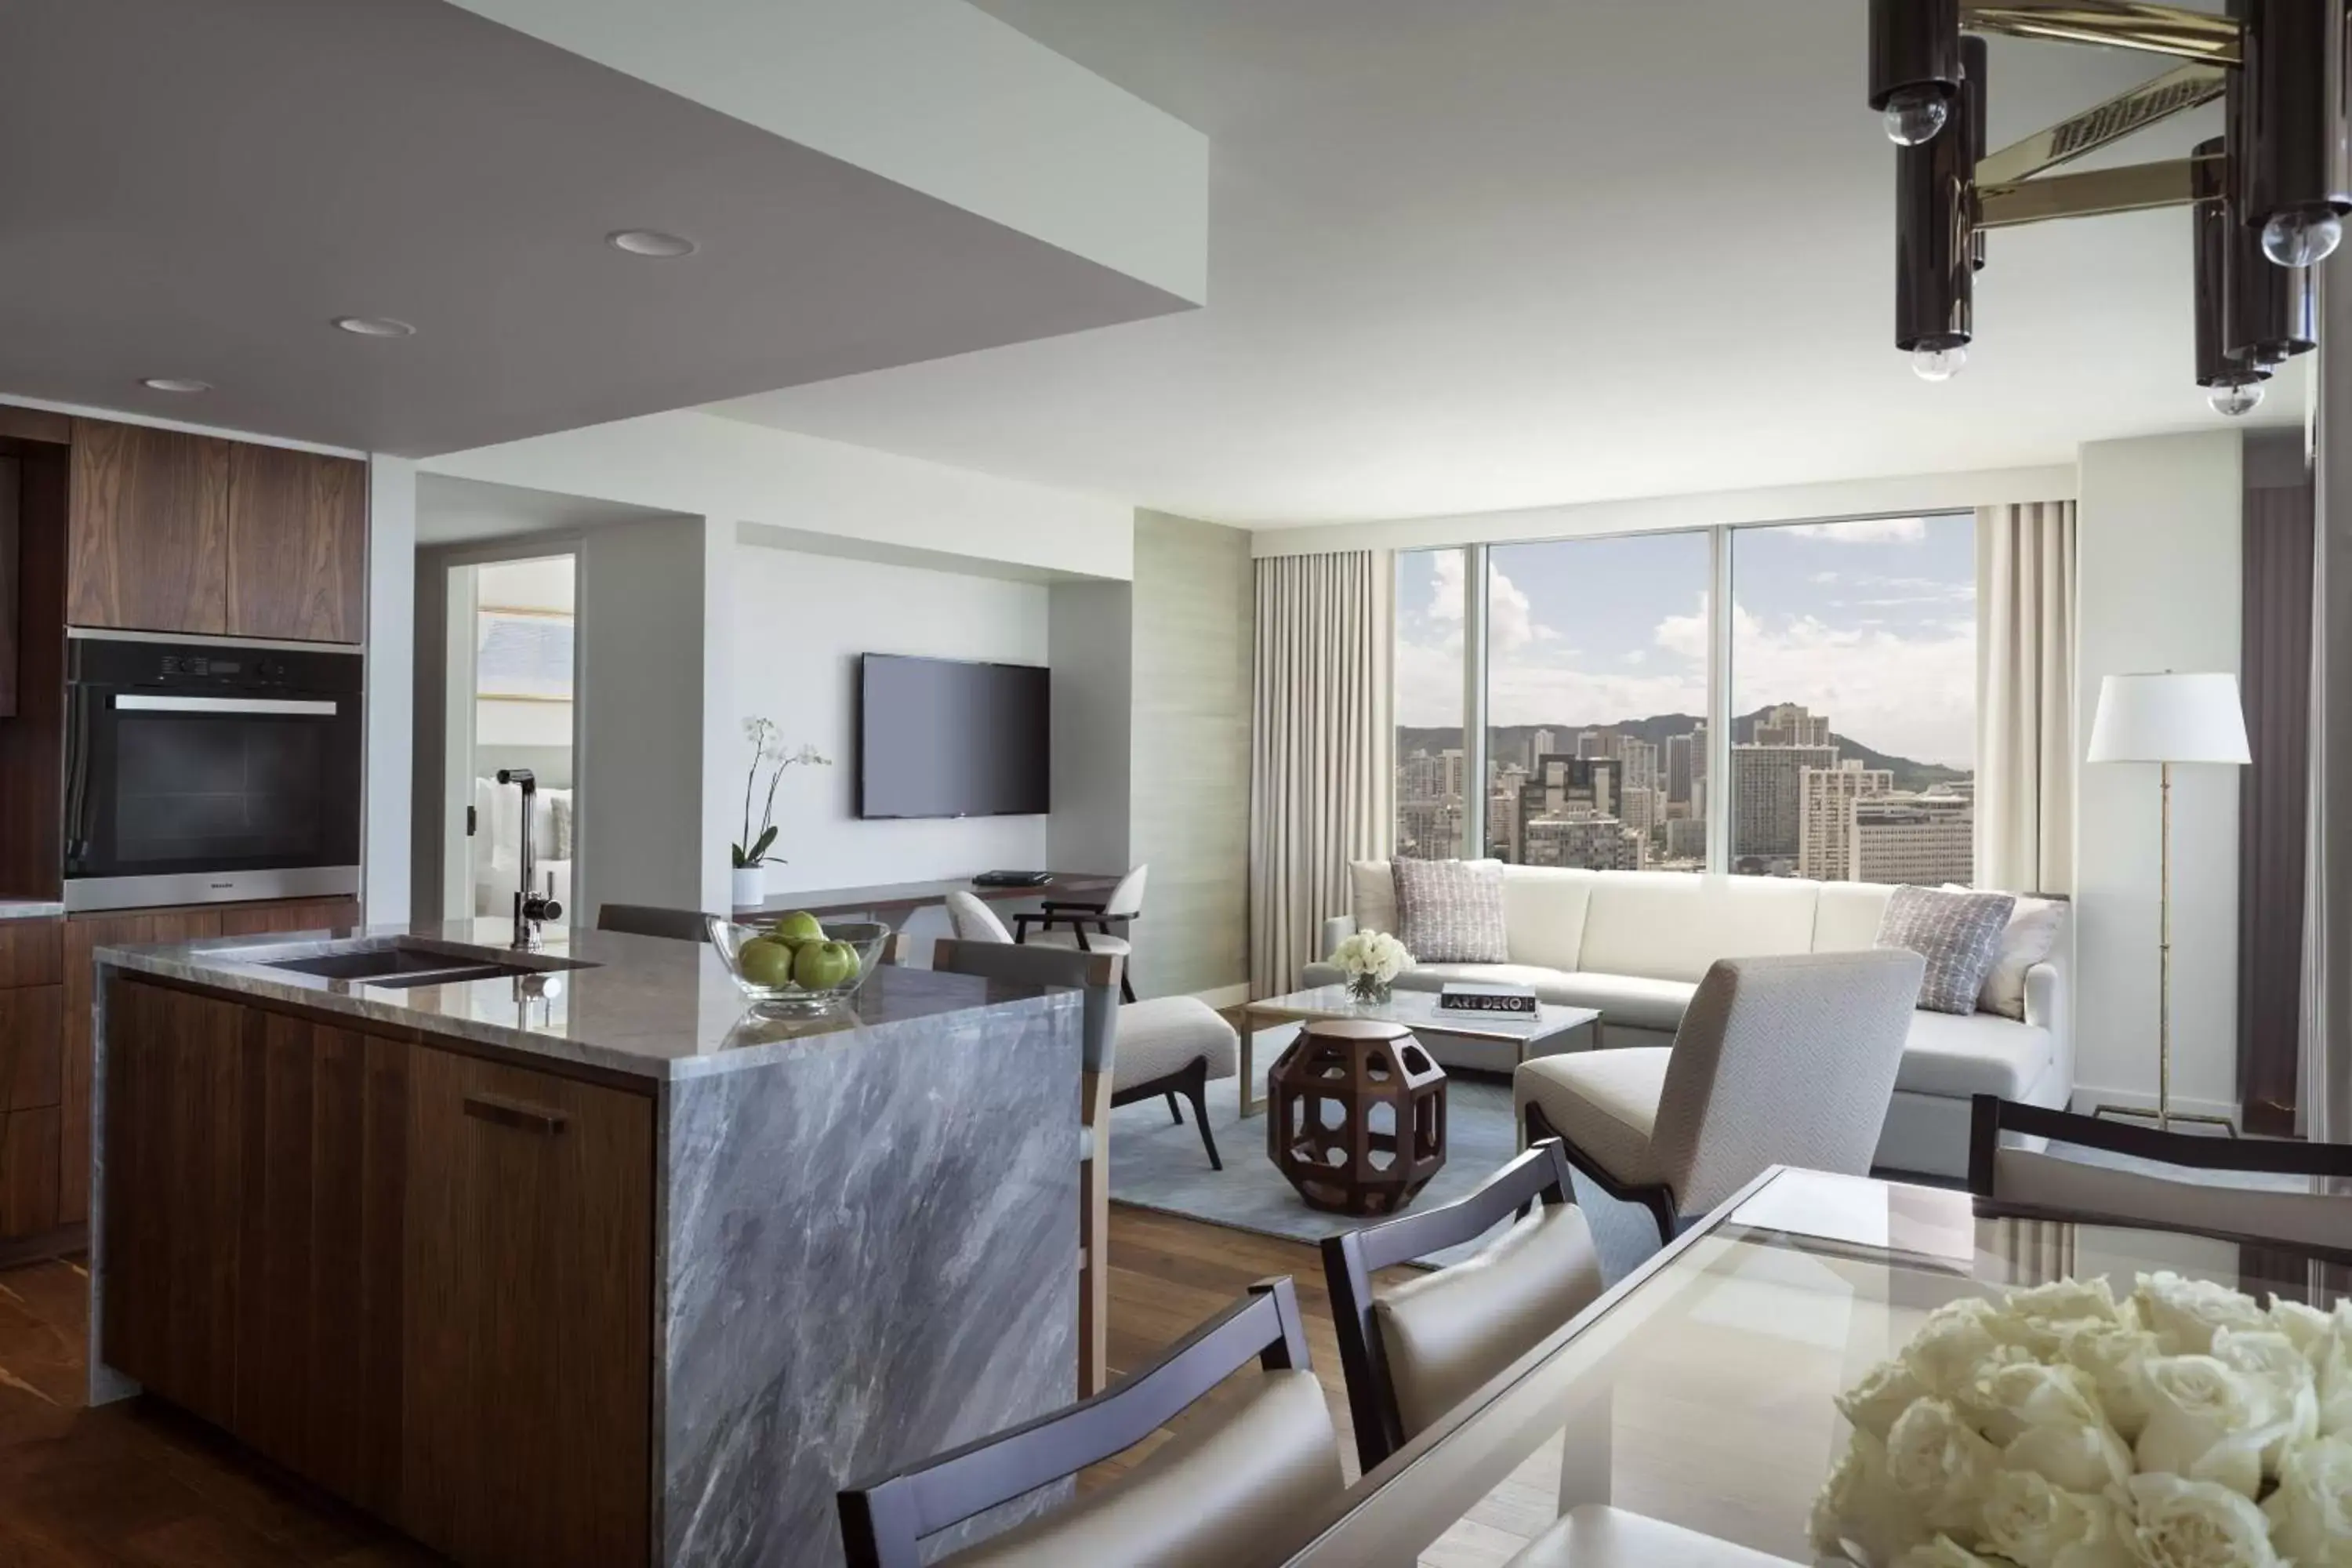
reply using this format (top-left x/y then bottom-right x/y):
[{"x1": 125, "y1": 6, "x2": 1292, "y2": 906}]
[{"x1": 441, "y1": 553, "x2": 579, "y2": 923}]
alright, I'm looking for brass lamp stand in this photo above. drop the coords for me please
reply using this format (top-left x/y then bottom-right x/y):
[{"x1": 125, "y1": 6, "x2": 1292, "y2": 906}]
[{"x1": 2084, "y1": 673, "x2": 2251, "y2": 1136}]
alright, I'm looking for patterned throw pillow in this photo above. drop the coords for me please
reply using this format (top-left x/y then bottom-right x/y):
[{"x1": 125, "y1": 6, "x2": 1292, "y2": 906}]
[
  {"x1": 1875, "y1": 886, "x2": 2019, "y2": 1015},
  {"x1": 1392, "y1": 858, "x2": 1509, "y2": 964}
]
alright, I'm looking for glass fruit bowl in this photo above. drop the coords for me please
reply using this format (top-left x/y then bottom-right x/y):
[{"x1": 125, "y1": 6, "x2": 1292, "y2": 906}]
[{"x1": 706, "y1": 916, "x2": 891, "y2": 1014}]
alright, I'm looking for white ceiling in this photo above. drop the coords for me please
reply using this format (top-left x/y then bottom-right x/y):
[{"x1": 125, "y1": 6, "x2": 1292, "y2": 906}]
[
  {"x1": 0, "y1": 0, "x2": 1191, "y2": 456},
  {"x1": 712, "y1": 0, "x2": 2305, "y2": 526}
]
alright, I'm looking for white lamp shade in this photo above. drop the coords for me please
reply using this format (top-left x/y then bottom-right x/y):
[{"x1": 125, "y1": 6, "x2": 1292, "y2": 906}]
[{"x1": 2085, "y1": 672, "x2": 2251, "y2": 764}]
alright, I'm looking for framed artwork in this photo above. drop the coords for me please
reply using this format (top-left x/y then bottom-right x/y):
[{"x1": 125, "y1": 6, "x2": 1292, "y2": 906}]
[{"x1": 477, "y1": 608, "x2": 575, "y2": 701}]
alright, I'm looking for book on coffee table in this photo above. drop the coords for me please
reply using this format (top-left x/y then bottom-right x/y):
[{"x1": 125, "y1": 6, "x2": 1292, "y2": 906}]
[{"x1": 1437, "y1": 982, "x2": 1539, "y2": 1014}]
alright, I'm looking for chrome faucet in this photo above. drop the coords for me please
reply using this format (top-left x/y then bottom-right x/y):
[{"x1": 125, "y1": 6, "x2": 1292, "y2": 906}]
[{"x1": 496, "y1": 768, "x2": 563, "y2": 948}]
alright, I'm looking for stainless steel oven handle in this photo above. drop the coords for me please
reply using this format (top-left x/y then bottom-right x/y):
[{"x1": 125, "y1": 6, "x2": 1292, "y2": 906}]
[{"x1": 112, "y1": 695, "x2": 339, "y2": 716}]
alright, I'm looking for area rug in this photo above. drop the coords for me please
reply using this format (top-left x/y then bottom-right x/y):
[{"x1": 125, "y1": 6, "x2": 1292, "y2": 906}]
[{"x1": 1106, "y1": 1034, "x2": 1664, "y2": 1281}]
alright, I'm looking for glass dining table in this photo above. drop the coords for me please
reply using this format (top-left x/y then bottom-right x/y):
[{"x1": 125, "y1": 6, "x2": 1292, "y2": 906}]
[{"x1": 1281, "y1": 1165, "x2": 2343, "y2": 1566}]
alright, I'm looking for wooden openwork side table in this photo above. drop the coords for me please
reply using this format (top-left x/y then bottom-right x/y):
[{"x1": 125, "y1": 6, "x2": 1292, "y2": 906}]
[{"x1": 1265, "y1": 1018, "x2": 1447, "y2": 1216}]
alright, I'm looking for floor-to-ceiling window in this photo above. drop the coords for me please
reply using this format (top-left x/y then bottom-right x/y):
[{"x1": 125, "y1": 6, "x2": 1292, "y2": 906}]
[
  {"x1": 1394, "y1": 547, "x2": 1468, "y2": 858},
  {"x1": 1392, "y1": 512, "x2": 1976, "y2": 881},
  {"x1": 1729, "y1": 515, "x2": 1976, "y2": 881},
  {"x1": 1483, "y1": 533, "x2": 1711, "y2": 871}
]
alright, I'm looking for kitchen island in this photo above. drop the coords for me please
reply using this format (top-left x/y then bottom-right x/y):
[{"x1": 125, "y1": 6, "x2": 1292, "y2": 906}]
[{"x1": 88, "y1": 919, "x2": 1080, "y2": 1568}]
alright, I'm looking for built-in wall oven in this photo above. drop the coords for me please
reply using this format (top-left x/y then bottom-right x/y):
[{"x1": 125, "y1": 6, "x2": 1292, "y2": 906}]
[{"x1": 64, "y1": 631, "x2": 363, "y2": 912}]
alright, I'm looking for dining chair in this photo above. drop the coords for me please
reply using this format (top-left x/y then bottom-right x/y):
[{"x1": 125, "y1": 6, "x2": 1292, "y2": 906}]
[
  {"x1": 931, "y1": 938, "x2": 1122, "y2": 1395},
  {"x1": 942, "y1": 893, "x2": 1236, "y2": 1169},
  {"x1": 1321, "y1": 1138, "x2": 1602, "y2": 1472},
  {"x1": 596, "y1": 902, "x2": 720, "y2": 942},
  {"x1": 837, "y1": 1278, "x2": 1343, "y2": 1568},
  {"x1": 1515, "y1": 949, "x2": 1925, "y2": 1246},
  {"x1": 1968, "y1": 1094, "x2": 2352, "y2": 1254},
  {"x1": 1012, "y1": 866, "x2": 1148, "y2": 1003}
]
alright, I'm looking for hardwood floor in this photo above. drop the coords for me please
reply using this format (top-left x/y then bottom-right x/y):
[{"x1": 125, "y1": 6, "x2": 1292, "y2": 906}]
[{"x1": 0, "y1": 1207, "x2": 1361, "y2": 1562}]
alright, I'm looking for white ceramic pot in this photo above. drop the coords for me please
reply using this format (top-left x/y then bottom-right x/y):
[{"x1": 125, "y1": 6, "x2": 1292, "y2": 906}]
[{"x1": 731, "y1": 865, "x2": 765, "y2": 912}]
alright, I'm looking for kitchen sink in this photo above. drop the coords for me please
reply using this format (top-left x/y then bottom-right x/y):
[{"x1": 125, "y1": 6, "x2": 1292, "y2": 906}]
[{"x1": 261, "y1": 943, "x2": 590, "y2": 989}]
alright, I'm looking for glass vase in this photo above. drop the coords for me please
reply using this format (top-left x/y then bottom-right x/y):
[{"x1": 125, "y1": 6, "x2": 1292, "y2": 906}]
[{"x1": 1345, "y1": 973, "x2": 1392, "y2": 1007}]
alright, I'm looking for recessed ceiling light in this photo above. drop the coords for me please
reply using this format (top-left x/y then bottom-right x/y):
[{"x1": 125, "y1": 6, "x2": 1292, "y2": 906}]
[
  {"x1": 140, "y1": 377, "x2": 211, "y2": 394},
  {"x1": 333, "y1": 315, "x2": 416, "y2": 338},
  {"x1": 608, "y1": 229, "x2": 699, "y2": 258}
]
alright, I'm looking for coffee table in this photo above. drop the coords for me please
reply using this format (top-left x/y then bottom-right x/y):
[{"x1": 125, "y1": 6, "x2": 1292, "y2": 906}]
[{"x1": 1238, "y1": 985, "x2": 1601, "y2": 1116}]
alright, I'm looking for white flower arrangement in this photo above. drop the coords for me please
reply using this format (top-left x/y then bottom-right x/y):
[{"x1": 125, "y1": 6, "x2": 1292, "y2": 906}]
[
  {"x1": 1330, "y1": 930, "x2": 1413, "y2": 990},
  {"x1": 1811, "y1": 1272, "x2": 2352, "y2": 1567}
]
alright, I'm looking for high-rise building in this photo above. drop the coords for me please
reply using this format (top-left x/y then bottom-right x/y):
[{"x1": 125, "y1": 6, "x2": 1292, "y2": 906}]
[
  {"x1": 1487, "y1": 775, "x2": 1524, "y2": 861},
  {"x1": 1575, "y1": 730, "x2": 1611, "y2": 760},
  {"x1": 1753, "y1": 702, "x2": 1831, "y2": 747},
  {"x1": 1397, "y1": 798, "x2": 1464, "y2": 861},
  {"x1": 1523, "y1": 813, "x2": 1643, "y2": 870},
  {"x1": 1851, "y1": 790, "x2": 1974, "y2": 886},
  {"x1": 1663, "y1": 815, "x2": 1709, "y2": 864},
  {"x1": 1527, "y1": 728, "x2": 1557, "y2": 769},
  {"x1": 1733, "y1": 743, "x2": 1840, "y2": 860},
  {"x1": 1439, "y1": 747, "x2": 1468, "y2": 800},
  {"x1": 1620, "y1": 737, "x2": 1658, "y2": 796},
  {"x1": 1665, "y1": 731, "x2": 1694, "y2": 805},
  {"x1": 1798, "y1": 760, "x2": 1893, "y2": 880},
  {"x1": 1521, "y1": 755, "x2": 1621, "y2": 823}
]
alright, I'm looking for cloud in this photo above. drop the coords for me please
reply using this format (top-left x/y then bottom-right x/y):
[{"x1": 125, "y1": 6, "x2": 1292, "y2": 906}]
[
  {"x1": 1782, "y1": 517, "x2": 1929, "y2": 544},
  {"x1": 1425, "y1": 550, "x2": 1549, "y2": 656}
]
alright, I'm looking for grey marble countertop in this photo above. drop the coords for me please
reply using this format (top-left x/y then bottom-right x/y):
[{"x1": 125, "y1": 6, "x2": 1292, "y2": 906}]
[
  {"x1": 92, "y1": 919, "x2": 1065, "y2": 1083},
  {"x1": 0, "y1": 899, "x2": 64, "y2": 921}
]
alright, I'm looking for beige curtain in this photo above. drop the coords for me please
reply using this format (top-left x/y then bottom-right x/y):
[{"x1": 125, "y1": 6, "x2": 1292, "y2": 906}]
[
  {"x1": 1975, "y1": 501, "x2": 2077, "y2": 895},
  {"x1": 1250, "y1": 552, "x2": 1384, "y2": 996}
]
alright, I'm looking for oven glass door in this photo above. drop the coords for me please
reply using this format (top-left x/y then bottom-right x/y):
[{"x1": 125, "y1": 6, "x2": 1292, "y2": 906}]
[{"x1": 69, "y1": 693, "x2": 362, "y2": 880}]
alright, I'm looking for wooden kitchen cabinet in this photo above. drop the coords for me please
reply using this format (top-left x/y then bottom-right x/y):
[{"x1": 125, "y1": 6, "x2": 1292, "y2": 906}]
[
  {"x1": 226, "y1": 441, "x2": 367, "y2": 643},
  {"x1": 67, "y1": 418, "x2": 366, "y2": 644},
  {"x1": 0, "y1": 920, "x2": 64, "y2": 1242},
  {"x1": 401, "y1": 1044, "x2": 653, "y2": 1567},
  {"x1": 67, "y1": 418, "x2": 232, "y2": 635},
  {"x1": 101, "y1": 976, "x2": 653, "y2": 1567}
]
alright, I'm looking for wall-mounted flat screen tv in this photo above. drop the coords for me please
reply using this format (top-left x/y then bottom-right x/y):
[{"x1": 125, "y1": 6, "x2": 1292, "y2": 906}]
[{"x1": 858, "y1": 653, "x2": 1051, "y2": 819}]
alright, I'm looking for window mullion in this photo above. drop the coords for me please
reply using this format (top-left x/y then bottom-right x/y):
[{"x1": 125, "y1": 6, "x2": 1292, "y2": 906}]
[
  {"x1": 1462, "y1": 543, "x2": 1490, "y2": 858},
  {"x1": 1706, "y1": 527, "x2": 1733, "y2": 875}
]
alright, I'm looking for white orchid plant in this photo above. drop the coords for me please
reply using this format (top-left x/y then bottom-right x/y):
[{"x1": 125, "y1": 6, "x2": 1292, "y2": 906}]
[
  {"x1": 1331, "y1": 930, "x2": 1413, "y2": 999},
  {"x1": 1812, "y1": 1271, "x2": 2352, "y2": 1568},
  {"x1": 734, "y1": 717, "x2": 831, "y2": 869}
]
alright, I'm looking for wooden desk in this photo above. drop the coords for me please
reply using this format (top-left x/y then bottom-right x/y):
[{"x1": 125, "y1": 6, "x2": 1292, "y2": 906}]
[{"x1": 734, "y1": 872, "x2": 1122, "y2": 924}]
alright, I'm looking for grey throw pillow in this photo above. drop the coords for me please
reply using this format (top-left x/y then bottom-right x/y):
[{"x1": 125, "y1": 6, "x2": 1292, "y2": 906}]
[
  {"x1": 1392, "y1": 858, "x2": 1508, "y2": 964},
  {"x1": 1875, "y1": 886, "x2": 2018, "y2": 1014}
]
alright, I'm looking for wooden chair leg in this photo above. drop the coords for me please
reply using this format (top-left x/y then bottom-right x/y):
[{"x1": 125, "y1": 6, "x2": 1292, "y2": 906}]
[
  {"x1": 1163, "y1": 1091, "x2": 1182, "y2": 1124},
  {"x1": 1079, "y1": 1070, "x2": 1112, "y2": 1397},
  {"x1": 1185, "y1": 1067, "x2": 1221, "y2": 1172}
]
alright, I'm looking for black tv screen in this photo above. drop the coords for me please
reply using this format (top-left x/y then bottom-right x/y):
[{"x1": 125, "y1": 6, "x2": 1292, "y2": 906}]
[{"x1": 858, "y1": 654, "x2": 1051, "y2": 819}]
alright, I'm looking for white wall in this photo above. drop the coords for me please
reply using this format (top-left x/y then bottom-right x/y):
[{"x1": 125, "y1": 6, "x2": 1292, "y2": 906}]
[
  {"x1": 364, "y1": 457, "x2": 417, "y2": 924},
  {"x1": 2074, "y1": 431, "x2": 2245, "y2": 1120},
  {"x1": 730, "y1": 542, "x2": 1052, "y2": 901},
  {"x1": 423, "y1": 408, "x2": 1134, "y2": 582},
  {"x1": 1046, "y1": 582, "x2": 1133, "y2": 877},
  {"x1": 1250, "y1": 463, "x2": 2079, "y2": 557}
]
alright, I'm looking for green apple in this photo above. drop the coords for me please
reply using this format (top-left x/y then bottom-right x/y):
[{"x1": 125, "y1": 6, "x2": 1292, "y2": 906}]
[
  {"x1": 771, "y1": 910, "x2": 825, "y2": 945},
  {"x1": 793, "y1": 939, "x2": 858, "y2": 991},
  {"x1": 737, "y1": 936, "x2": 796, "y2": 989}
]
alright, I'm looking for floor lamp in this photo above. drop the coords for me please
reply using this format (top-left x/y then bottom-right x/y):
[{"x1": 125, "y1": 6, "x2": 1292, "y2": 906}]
[{"x1": 2085, "y1": 671, "x2": 2250, "y2": 1134}]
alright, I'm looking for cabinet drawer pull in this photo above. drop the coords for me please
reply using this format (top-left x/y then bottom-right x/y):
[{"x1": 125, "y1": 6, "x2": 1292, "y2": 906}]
[{"x1": 463, "y1": 1094, "x2": 568, "y2": 1135}]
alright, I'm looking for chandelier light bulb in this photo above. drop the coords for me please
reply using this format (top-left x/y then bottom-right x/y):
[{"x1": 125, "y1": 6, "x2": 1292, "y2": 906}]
[
  {"x1": 2260, "y1": 210, "x2": 2343, "y2": 269},
  {"x1": 1911, "y1": 343, "x2": 1966, "y2": 381},
  {"x1": 1882, "y1": 86, "x2": 1949, "y2": 147},
  {"x1": 2208, "y1": 379, "x2": 2266, "y2": 417}
]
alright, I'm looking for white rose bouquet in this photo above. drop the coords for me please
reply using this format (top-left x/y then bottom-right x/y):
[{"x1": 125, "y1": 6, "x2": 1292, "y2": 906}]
[
  {"x1": 1810, "y1": 1272, "x2": 2352, "y2": 1567},
  {"x1": 1330, "y1": 929, "x2": 1413, "y2": 1004}
]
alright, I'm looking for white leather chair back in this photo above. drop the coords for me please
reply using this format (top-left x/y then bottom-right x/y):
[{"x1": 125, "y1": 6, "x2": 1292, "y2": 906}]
[
  {"x1": 1991, "y1": 1149, "x2": 2352, "y2": 1253},
  {"x1": 946, "y1": 890, "x2": 1014, "y2": 943},
  {"x1": 1103, "y1": 864, "x2": 1150, "y2": 919}
]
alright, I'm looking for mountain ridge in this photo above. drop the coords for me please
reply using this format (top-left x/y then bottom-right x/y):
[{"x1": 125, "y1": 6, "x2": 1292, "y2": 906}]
[{"x1": 1400, "y1": 708, "x2": 1969, "y2": 795}]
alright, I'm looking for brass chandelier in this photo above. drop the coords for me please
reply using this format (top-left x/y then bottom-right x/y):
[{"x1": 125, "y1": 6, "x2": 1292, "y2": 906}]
[{"x1": 1868, "y1": 0, "x2": 2347, "y2": 413}]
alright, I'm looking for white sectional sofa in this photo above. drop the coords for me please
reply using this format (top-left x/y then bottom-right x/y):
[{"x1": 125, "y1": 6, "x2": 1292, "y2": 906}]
[{"x1": 1306, "y1": 862, "x2": 2071, "y2": 1181}]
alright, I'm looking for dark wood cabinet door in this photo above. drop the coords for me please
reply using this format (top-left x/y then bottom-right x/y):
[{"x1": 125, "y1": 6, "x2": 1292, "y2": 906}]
[
  {"x1": 62, "y1": 907, "x2": 223, "y2": 1225},
  {"x1": 0, "y1": 982, "x2": 64, "y2": 1240},
  {"x1": 66, "y1": 419, "x2": 230, "y2": 634},
  {"x1": 226, "y1": 446, "x2": 366, "y2": 644},
  {"x1": 100, "y1": 977, "x2": 247, "y2": 1432},
  {"x1": 401, "y1": 1046, "x2": 653, "y2": 1567}
]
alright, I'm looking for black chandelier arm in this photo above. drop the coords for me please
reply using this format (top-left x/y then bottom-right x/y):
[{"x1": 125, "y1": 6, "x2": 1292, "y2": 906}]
[{"x1": 1961, "y1": 0, "x2": 2241, "y2": 64}]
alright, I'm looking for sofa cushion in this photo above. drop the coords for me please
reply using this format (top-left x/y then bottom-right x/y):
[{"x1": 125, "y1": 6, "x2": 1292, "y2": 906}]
[
  {"x1": 1501, "y1": 867, "x2": 1598, "y2": 972},
  {"x1": 1891, "y1": 1007, "x2": 2056, "y2": 1100},
  {"x1": 1941, "y1": 886, "x2": 2067, "y2": 1022},
  {"x1": 1875, "y1": 886, "x2": 2016, "y2": 1014},
  {"x1": 1513, "y1": 1047, "x2": 1671, "y2": 1187},
  {"x1": 1351, "y1": 860, "x2": 1401, "y2": 940},
  {"x1": 1812, "y1": 882, "x2": 1895, "y2": 954},
  {"x1": 1394, "y1": 858, "x2": 1510, "y2": 963},
  {"x1": 1576, "y1": 873, "x2": 1821, "y2": 982},
  {"x1": 1543, "y1": 973, "x2": 1699, "y2": 1034}
]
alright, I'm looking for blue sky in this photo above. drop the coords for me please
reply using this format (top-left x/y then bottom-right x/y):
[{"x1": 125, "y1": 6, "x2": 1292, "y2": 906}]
[{"x1": 1397, "y1": 514, "x2": 1976, "y2": 767}]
